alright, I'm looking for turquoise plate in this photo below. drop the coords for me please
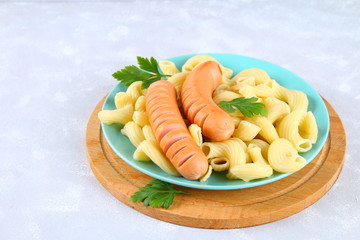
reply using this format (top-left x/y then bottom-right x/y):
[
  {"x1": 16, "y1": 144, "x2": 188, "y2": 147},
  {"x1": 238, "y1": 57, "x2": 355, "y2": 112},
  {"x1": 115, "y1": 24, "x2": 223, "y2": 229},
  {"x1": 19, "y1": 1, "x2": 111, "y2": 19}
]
[{"x1": 101, "y1": 53, "x2": 330, "y2": 190}]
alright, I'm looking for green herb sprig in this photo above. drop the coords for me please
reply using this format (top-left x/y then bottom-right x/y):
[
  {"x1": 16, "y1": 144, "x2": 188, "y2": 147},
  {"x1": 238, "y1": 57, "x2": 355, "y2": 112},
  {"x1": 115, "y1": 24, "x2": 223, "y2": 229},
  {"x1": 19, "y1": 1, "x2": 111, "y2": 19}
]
[
  {"x1": 112, "y1": 57, "x2": 170, "y2": 89},
  {"x1": 220, "y1": 97, "x2": 268, "y2": 118},
  {"x1": 129, "y1": 179, "x2": 191, "y2": 209}
]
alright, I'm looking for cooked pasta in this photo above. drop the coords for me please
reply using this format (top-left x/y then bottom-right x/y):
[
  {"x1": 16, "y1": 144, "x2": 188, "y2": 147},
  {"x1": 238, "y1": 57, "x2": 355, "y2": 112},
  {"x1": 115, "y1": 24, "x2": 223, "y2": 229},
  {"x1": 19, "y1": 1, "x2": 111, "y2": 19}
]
[
  {"x1": 270, "y1": 80, "x2": 287, "y2": 101},
  {"x1": 132, "y1": 110, "x2": 150, "y2": 127},
  {"x1": 285, "y1": 89, "x2": 309, "y2": 112},
  {"x1": 253, "y1": 83, "x2": 274, "y2": 98},
  {"x1": 134, "y1": 95, "x2": 146, "y2": 112},
  {"x1": 182, "y1": 54, "x2": 233, "y2": 78},
  {"x1": 232, "y1": 120, "x2": 260, "y2": 141},
  {"x1": 221, "y1": 67, "x2": 234, "y2": 79},
  {"x1": 215, "y1": 83, "x2": 232, "y2": 93},
  {"x1": 120, "y1": 121, "x2": 145, "y2": 147},
  {"x1": 126, "y1": 81, "x2": 143, "y2": 100},
  {"x1": 159, "y1": 60, "x2": 180, "y2": 75},
  {"x1": 231, "y1": 117, "x2": 241, "y2": 128},
  {"x1": 114, "y1": 92, "x2": 134, "y2": 109},
  {"x1": 227, "y1": 163, "x2": 273, "y2": 182},
  {"x1": 299, "y1": 112, "x2": 318, "y2": 144},
  {"x1": 136, "y1": 140, "x2": 180, "y2": 176},
  {"x1": 233, "y1": 76, "x2": 256, "y2": 86},
  {"x1": 227, "y1": 139, "x2": 273, "y2": 181},
  {"x1": 201, "y1": 138, "x2": 247, "y2": 167},
  {"x1": 268, "y1": 138, "x2": 307, "y2": 173},
  {"x1": 182, "y1": 55, "x2": 217, "y2": 72},
  {"x1": 142, "y1": 125, "x2": 156, "y2": 142},
  {"x1": 277, "y1": 111, "x2": 315, "y2": 152},
  {"x1": 246, "y1": 116, "x2": 279, "y2": 143},
  {"x1": 133, "y1": 146, "x2": 151, "y2": 161},
  {"x1": 232, "y1": 68, "x2": 270, "y2": 84},
  {"x1": 213, "y1": 90, "x2": 241, "y2": 105},
  {"x1": 167, "y1": 72, "x2": 189, "y2": 97},
  {"x1": 98, "y1": 104, "x2": 134, "y2": 125},
  {"x1": 264, "y1": 97, "x2": 291, "y2": 123},
  {"x1": 221, "y1": 77, "x2": 236, "y2": 87},
  {"x1": 232, "y1": 83, "x2": 256, "y2": 98},
  {"x1": 246, "y1": 139, "x2": 270, "y2": 159},
  {"x1": 188, "y1": 124, "x2": 203, "y2": 146},
  {"x1": 247, "y1": 144, "x2": 268, "y2": 165},
  {"x1": 210, "y1": 157, "x2": 230, "y2": 171}
]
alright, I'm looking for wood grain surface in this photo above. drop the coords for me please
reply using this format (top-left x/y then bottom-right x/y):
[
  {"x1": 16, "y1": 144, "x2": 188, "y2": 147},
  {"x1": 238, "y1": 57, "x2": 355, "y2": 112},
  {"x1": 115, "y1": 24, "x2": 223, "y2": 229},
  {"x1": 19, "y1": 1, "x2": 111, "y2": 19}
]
[{"x1": 86, "y1": 97, "x2": 346, "y2": 229}]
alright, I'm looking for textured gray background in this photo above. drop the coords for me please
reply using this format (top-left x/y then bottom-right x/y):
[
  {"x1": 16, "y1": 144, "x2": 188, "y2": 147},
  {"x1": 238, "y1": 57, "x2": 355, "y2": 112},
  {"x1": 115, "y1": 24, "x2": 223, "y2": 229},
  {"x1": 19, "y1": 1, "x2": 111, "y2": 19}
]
[{"x1": 0, "y1": 0, "x2": 359, "y2": 239}]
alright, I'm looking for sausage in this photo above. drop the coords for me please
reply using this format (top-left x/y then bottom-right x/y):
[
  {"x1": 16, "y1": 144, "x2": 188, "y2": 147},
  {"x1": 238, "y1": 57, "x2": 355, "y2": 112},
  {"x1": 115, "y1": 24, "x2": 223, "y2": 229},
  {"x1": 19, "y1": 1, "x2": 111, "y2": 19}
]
[
  {"x1": 145, "y1": 80, "x2": 208, "y2": 180},
  {"x1": 181, "y1": 61, "x2": 234, "y2": 141}
]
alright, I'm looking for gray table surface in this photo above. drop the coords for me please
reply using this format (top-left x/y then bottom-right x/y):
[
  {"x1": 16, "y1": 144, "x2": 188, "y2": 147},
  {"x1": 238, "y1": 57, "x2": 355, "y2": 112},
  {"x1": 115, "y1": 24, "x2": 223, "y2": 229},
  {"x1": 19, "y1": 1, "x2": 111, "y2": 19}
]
[{"x1": 1, "y1": 0, "x2": 359, "y2": 239}]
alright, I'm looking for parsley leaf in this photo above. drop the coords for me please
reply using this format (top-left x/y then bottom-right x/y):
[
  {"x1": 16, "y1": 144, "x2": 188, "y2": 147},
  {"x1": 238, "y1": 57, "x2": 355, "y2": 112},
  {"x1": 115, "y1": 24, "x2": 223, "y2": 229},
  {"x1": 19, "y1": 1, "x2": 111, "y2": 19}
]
[
  {"x1": 112, "y1": 65, "x2": 153, "y2": 86},
  {"x1": 220, "y1": 97, "x2": 268, "y2": 118},
  {"x1": 141, "y1": 75, "x2": 162, "y2": 89},
  {"x1": 129, "y1": 179, "x2": 191, "y2": 209},
  {"x1": 112, "y1": 57, "x2": 170, "y2": 89},
  {"x1": 137, "y1": 56, "x2": 160, "y2": 74}
]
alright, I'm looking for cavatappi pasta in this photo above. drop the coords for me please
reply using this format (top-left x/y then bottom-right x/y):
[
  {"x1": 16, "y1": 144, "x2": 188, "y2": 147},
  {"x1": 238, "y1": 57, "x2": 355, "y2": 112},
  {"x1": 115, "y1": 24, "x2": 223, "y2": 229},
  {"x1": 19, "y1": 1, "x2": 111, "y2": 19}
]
[{"x1": 98, "y1": 55, "x2": 319, "y2": 182}]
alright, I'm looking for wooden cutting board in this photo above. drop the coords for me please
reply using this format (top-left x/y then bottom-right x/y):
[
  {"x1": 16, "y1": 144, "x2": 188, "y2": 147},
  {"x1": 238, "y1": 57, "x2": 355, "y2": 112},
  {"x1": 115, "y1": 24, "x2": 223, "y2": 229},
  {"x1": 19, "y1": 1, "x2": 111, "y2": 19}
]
[{"x1": 86, "y1": 97, "x2": 346, "y2": 229}]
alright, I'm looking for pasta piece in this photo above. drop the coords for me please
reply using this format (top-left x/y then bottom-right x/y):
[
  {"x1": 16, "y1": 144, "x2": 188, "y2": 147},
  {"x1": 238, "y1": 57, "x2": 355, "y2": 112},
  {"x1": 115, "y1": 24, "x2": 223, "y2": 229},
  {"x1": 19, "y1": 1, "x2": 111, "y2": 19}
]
[
  {"x1": 222, "y1": 67, "x2": 233, "y2": 79},
  {"x1": 199, "y1": 166, "x2": 212, "y2": 182},
  {"x1": 142, "y1": 125, "x2": 156, "y2": 142},
  {"x1": 246, "y1": 116, "x2": 279, "y2": 144},
  {"x1": 132, "y1": 111, "x2": 150, "y2": 127},
  {"x1": 182, "y1": 55, "x2": 217, "y2": 72},
  {"x1": 114, "y1": 92, "x2": 135, "y2": 109},
  {"x1": 270, "y1": 80, "x2": 287, "y2": 101},
  {"x1": 231, "y1": 117, "x2": 241, "y2": 128},
  {"x1": 227, "y1": 163, "x2": 273, "y2": 182},
  {"x1": 299, "y1": 112, "x2": 318, "y2": 144},
  {"x1": 120, "y1": 121, "x2": 145, "y2": 147},
  {"x1": 98, "y1": 104, "x2": 134, "y2": 125},
  {"x1": 212, "y1": 89, "x2": 244, "y2": 117},
  {"x1": 136, "y1": 140, "x2": 180, "y2": 176},
  {"x1": 247, "y1": 144, "x2": 268, "y2": 165},
  {"x1": 133, "y1": 147, "x2": 151, "y2": 161},
  {"x1": 134, "y1": 95, "x2": 146, "y2": 112},
  {"x1": 159, "y1": 60, "x2": 180, "y2": 75},
  {"x1": 213, "y1": 90, "x2": 241, "y2": 105},
  {"x1": 181, "y1": 54, "x2": 233, "y2": 78},
  {"x1": 215, "y1": 83, "x2": 232, "y2": 93},
  {"x1": 232, "y1": 136, "x2": 251, "y2": 163},
  {"x1": 232, "y1": 120, "x2": 261, "y2": 141},
  {"x1": 264, "y1": 97, "x2": 291, "y2": 123},
  {"x1": 238, "y1": 84, "x2": 256, "y2": 98},
  {"x1": 277, "y1": 111, "x2": 314, "y2": 152},
  {"x1": 285, "y1": 89, "x2": 309, "y2": 112},
  {"x1": 126, "y1": 81, "x2": 142, "y2": 101},
  {"x1": 253, "y1": 83, "x2": 274, "y2": 98},
  {"x1": 221, "y1": 77, "x2": 236, "y2": 87},
  {"x1": 268, "y1": 138, "x2": 307, "y2": 173},
  {"x1": 201, "y1": 138, "x2": 247, "y2": 167},
  {"x1": 202, "y1": 138, "x2": 251, "y2": 179},
  {"x1": 232, "y1": 76, "x2": 256, "y2": 86},
  {"x1": 188, "y1": 124, "x2": 203, "y2": 146},
  {"x1": 246, "y1": 139, "x2": 269, "y2": 159},
  {"x1": 226, "y1": 137, "x2": 273, "y2": 181},
  {"x1": 210, "y1": 157, "x2": 230, "y2": 171},
  {"x1": 232, "y1": 68, "x2": 270, "y2": 85},
  {"x1": 167, "y1": 72, "x2": 189, "y2": 97}
]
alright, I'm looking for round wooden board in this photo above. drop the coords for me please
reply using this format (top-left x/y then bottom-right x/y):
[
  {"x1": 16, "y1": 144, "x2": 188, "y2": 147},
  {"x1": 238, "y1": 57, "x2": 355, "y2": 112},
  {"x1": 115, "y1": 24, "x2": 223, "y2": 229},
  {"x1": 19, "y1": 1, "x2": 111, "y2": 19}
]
[{"x1": 86, "y1": 97, "x2": 346, "y2": 229}]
